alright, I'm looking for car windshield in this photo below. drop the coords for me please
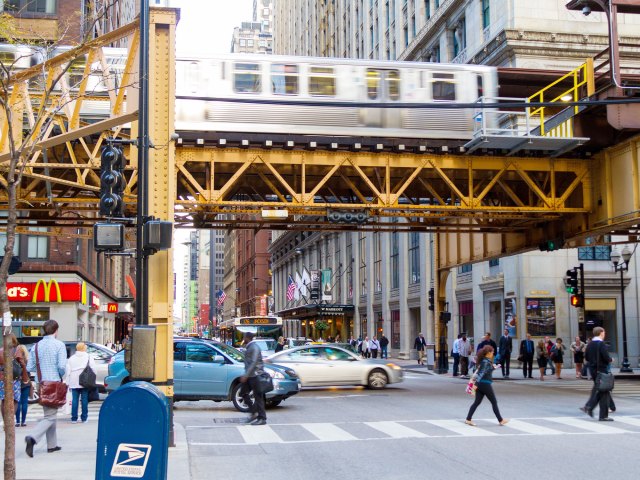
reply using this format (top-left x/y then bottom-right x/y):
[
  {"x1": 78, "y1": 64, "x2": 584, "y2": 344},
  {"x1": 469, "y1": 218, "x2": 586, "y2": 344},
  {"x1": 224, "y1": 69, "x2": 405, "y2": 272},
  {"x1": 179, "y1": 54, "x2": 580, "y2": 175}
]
[
  {"x1": 256, "y1": 340, "x2": 277, "y2": 351},
  {"x1": 210, "y1": 341, "x2": 245, "y2": 362}
]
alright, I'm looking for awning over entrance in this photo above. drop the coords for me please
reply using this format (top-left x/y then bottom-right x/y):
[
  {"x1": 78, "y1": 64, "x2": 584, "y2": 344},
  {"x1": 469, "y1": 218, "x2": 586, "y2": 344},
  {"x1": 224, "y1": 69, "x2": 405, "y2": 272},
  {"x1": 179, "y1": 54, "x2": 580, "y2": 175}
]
[{"x1": 278, "y1": 304, "x2": 355, "y2": 320}]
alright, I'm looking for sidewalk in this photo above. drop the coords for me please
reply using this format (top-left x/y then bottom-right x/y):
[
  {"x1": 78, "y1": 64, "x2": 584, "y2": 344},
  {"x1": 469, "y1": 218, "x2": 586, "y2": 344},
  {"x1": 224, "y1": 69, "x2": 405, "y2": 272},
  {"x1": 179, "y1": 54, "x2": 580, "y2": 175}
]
[{"x1": 2, "y1": 405, "x2": 189, "y2": 480}]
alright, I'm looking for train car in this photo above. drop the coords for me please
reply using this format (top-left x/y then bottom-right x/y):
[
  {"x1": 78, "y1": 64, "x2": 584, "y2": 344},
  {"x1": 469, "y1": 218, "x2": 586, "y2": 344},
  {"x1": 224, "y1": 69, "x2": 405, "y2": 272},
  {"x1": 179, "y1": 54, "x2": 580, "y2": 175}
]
[{"x1": 175, "y1": 54, "x2": 498, "y2": 140}]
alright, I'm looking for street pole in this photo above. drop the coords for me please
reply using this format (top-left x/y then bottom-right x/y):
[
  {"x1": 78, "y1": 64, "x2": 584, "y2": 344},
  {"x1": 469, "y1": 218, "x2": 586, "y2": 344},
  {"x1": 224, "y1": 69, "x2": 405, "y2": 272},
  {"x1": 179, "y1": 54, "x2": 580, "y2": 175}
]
[
  {"x1": 619, "y1": 265, "x2": 632, "y2": 372},
  {"x1": 209, "y1": 229, "x2": 215, "y2": 338}
]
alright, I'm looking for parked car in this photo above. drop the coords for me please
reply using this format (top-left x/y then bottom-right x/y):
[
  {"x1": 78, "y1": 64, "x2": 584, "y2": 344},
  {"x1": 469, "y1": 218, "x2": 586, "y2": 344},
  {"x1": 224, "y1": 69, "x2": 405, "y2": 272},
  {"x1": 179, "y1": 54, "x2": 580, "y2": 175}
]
[
  {"x1": 266, "y1": 344, "x2": 403, "y2": 389},
  {"x1": 105, "y1": 337, "x2": 301, "y2": 412},
  {"x1": 26, "y1": 341, "x2": 115, "y2": 403}
]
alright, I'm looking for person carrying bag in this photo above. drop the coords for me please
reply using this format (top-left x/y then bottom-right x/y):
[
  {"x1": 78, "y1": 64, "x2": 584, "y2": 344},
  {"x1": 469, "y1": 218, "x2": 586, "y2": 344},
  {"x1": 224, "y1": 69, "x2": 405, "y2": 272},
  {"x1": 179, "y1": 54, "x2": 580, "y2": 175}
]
[
  {"x1": 580, "y1": 326, "x2": 614, "y2": 421},
  {"x1": 25, "y1": 320, "x2": 67, "y2": 457},
  {"x1": 65, "y1": 342, "x2": 97, "y2": 424}
]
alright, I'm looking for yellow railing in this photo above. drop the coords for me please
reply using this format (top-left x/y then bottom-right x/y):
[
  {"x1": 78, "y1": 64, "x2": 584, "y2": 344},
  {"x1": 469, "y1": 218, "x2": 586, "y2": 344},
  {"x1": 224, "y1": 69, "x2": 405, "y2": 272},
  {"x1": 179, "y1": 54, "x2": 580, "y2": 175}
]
[{"x1": 528, "y1": 59, "x2": 595, "y2": 136}]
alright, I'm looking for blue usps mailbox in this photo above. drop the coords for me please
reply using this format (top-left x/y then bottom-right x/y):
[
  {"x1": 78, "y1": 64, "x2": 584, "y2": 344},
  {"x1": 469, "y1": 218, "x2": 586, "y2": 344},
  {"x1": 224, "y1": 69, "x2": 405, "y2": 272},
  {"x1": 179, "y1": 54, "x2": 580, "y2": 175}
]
[{"x1": 96, "y1": 382, "x2": 169, "y2": 479}]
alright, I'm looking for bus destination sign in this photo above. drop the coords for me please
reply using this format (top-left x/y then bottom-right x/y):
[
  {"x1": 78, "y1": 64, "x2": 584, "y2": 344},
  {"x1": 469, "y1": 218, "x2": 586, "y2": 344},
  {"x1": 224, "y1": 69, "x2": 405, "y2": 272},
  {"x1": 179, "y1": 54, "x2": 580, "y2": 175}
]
[{"x1": 239, "y1": 317, "x2": 277, "y2": 325}]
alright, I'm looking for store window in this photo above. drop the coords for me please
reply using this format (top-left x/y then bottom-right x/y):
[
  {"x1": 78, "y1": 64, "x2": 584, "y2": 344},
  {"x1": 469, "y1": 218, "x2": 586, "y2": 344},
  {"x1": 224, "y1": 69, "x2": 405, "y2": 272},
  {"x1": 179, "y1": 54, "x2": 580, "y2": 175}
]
[
  {"x1": 376, "y1": 311, "x2": 384, "y2": 335},
  {"x1": 525, "y1": 298, "x2": 556, "y2": 337},
  {"x1": 459, "y1": 301, "x2": 473, "y2": 337}
]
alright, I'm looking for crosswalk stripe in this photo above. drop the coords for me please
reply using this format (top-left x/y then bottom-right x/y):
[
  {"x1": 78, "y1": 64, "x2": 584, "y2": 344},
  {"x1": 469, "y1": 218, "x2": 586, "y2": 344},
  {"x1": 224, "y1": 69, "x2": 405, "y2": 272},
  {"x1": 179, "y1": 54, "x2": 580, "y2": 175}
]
[
  {"x1": 607, "y1": 417, "x2": 640, "y2": 428},
  {"x1": 547, "y1": 417, "x2": 627, "y2": 434},
  {"x1": 301, "y1": 423, "x2": 358, "y2": 442},
  {"x1": 237, "y1": 425, "x2": 283, "y2": 444},
  {"x1": 505, "y1": 419, "x2": 563, "y2": 435},
  {"x1": 364, "y1": 421, "x2": 427, "y2": 438},
  {"x1": 426, "y1": 419, "x2": 498, "y2": 436}
]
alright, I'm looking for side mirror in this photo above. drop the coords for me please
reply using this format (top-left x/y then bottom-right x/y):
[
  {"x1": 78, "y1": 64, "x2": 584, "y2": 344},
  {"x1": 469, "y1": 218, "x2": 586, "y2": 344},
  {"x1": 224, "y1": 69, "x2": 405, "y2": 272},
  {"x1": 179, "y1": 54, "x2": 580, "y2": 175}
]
[{"x1": 212, "y1": 355, "x2": 225, "y2": 364}]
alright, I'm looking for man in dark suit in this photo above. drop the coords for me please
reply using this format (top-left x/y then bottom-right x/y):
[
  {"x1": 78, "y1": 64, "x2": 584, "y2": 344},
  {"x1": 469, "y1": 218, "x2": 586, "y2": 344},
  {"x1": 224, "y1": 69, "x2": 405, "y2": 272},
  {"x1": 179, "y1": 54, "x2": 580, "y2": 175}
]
[
  {"x1": 498, "y1": 329, "x2": 513, "y2": 378},
  {"x1": 476, "y1": 332, "x2": 498, "y2": 354},
  {"x1": 519, "y1": 333, "x2": 535, "y2": 379},
  {"x1": 581, "y1": 327, "x2": 613, "y2": 421}
]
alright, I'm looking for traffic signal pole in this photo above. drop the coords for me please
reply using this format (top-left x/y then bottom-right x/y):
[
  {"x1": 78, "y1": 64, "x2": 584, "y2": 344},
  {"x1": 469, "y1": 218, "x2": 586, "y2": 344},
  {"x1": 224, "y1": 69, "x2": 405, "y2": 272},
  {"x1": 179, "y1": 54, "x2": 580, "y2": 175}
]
[{"x1": 578, "y1": 263, "x2": 586, "y2": 341}]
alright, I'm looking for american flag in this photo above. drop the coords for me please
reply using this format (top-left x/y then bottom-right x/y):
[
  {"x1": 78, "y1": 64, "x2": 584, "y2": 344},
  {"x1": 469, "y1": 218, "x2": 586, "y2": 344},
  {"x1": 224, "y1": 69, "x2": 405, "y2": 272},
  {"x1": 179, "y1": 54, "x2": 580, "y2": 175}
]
[
  {"x1": 286, "y1": 274, "x2": 297, "y2": 302},
  {"x1": 216, "y1": 289, "x2": 227, "y2": 307}
]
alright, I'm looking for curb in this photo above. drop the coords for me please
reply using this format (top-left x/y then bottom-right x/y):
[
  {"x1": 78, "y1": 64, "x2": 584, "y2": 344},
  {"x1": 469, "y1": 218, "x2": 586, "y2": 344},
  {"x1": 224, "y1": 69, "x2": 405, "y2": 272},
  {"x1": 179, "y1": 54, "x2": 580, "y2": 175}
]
[{"x1": 168, "y1": 422, "x2": 190, "y2": 480}]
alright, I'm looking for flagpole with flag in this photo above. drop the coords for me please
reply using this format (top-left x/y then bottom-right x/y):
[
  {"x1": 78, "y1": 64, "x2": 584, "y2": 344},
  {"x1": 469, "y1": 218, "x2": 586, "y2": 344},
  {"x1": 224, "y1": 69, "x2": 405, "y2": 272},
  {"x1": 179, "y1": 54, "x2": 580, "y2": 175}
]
[{"x1": 286, "y1": 274, "x2": 297, "y2": 303}]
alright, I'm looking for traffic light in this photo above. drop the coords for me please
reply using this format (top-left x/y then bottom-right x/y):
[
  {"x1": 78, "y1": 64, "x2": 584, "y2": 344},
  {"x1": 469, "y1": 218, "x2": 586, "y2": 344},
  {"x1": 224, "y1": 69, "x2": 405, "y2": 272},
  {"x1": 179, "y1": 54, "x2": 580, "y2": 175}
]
[
  {"x1": 99, "y1": 144, "x2": 124, "y2": 217},
  {"x1": 428, "y1": 287, "x2": 434, "y2": 311},
  {"x1": 539, "y1": 238, "x2": 563, "y2": 252},
  {"x1": 565, "y1": 268, "x2": 579, "y2": 294},
  {"x1": 327, "y1": 210, "x2": 368, "y2": 224},
  {"x1": 570, "y1": 294, "x2": 584, "y2": 308}
]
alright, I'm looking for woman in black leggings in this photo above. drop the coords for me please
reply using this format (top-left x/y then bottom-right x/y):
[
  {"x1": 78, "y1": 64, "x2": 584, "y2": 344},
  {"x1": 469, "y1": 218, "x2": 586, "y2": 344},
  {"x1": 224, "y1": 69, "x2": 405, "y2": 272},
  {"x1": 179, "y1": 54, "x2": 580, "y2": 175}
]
[{"x1": 465, "y1": 345, "x2": 509, "y2": 426}]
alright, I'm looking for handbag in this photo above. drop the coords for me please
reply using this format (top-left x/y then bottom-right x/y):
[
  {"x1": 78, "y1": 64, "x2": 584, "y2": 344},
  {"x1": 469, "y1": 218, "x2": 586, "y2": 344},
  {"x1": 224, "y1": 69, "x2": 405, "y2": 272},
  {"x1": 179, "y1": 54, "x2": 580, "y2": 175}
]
[
  {"x1": 35, "y1": 344, "x2": 68, "y2": 408},
  {"x1": 255, "y1": 372, "x2": 274, "y2": 394},
  {"x1": 595, "y1": 344, "x2": 614, "y2": 392},
  {"x1": 517, "y1": 354, "x2": 524, "y2": 362},
  {"x1": 79, "y1": 358, "x2": 97, "y2": 389},
  {"x1": 88, "y1": 387, "x2": 100, "y2": 402}
]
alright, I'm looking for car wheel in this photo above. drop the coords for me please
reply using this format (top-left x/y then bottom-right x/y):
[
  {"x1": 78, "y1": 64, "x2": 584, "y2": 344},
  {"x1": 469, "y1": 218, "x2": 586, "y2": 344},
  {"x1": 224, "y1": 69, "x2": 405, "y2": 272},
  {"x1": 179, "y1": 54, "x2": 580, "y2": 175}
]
[
  {"x1": 367, "y1": 369, "x2": 388, "y2": 389},
  {"x1": 231, "y1": 383, "x2": 252, "y2": 413},
  {"x1": 28, "y1": 381, "x2": 39, "y2": 405},
  {"x1": 266, "y1": 398, "x2": 282, "y2": 408}
]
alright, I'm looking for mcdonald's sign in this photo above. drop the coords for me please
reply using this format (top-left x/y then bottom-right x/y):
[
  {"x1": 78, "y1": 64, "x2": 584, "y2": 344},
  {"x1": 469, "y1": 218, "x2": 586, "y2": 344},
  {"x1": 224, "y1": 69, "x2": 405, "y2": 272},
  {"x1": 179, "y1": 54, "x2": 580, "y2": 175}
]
[
  {"x1": 107, "y1": 303, "x2": 118, "y2": 313},
  {"x1": 7, "y1": 280, "x2": 82, "y2": 303}
]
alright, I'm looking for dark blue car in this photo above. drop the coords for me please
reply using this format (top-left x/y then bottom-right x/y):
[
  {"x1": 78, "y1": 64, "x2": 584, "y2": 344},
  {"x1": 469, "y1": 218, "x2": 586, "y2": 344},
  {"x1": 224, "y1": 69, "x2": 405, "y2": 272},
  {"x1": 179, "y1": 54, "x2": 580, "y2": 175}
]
[{"x1": 105, "y1": 337, "x2": 300, "y2": 412}]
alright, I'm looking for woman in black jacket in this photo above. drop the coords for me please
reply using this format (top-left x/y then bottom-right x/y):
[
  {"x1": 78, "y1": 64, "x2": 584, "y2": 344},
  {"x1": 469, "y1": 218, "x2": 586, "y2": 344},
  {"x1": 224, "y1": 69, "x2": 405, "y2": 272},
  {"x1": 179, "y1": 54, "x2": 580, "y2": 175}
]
[{"x1": 465, "y1": 345, "x2": 509, "y2": 426}]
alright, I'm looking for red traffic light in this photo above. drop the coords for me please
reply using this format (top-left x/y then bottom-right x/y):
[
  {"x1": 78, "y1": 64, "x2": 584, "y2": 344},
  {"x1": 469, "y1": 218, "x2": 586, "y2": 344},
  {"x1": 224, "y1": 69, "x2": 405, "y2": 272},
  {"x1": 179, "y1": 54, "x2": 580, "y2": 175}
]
[{"x1": 570, "y1": 294, "x2": 584, "y2": 308}]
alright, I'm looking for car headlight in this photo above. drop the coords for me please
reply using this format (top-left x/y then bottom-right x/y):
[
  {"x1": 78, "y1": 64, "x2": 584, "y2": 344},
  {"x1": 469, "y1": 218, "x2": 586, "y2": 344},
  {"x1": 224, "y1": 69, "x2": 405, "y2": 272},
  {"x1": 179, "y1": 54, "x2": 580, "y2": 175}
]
[
  {"x1": 266, "y1": 368, "x2": 285, "y2": 379},
  {"x1": 386, "y1": 363, "x2": 402, "y2": 371}
]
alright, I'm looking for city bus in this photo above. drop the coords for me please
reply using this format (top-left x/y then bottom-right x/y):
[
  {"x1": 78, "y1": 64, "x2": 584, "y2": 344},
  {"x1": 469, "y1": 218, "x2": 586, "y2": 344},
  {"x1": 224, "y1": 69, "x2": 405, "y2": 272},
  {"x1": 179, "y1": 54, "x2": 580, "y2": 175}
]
[{"x1": 219, "y1": 315, "x2": 284, "y2": 348}]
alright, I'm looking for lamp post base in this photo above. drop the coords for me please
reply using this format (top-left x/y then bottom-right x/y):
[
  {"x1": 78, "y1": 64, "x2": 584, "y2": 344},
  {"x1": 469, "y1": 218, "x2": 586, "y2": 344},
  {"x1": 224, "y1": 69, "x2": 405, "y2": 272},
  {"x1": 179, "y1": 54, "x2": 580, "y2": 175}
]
[{"x1": 620, "y1": 359, "x2": 633, "y2": 373}]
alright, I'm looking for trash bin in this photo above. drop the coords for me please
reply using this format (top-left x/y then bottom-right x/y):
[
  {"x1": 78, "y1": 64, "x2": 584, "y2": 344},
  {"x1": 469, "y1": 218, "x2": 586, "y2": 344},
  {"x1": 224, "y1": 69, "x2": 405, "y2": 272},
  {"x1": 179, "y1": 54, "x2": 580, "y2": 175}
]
[{"x1": 426, "y1": 343, "x2": 435, "y2": 370}]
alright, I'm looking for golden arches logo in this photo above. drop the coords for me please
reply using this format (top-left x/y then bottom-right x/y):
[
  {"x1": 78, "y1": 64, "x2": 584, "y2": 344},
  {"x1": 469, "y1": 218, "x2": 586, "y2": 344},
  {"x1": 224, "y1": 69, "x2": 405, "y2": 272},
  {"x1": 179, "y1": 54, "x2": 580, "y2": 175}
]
[{"x1": 32, "y1": 279, "x2": 62, "y2": 303}]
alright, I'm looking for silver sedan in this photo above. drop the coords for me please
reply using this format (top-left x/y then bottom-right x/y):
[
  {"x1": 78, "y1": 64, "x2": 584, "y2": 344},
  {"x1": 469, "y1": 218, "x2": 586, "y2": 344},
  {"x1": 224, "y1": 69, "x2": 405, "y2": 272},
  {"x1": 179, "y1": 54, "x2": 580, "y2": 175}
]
[{"x1": 266, "y1": 345, "x2": 403, "y2": 389}]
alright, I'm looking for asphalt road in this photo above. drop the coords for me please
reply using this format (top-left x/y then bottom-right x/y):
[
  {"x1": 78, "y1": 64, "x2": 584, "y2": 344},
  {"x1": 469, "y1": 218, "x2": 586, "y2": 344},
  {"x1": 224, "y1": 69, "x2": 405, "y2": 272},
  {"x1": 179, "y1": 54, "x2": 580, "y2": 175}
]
[{"x1": 173, "y1": 372, "x2": 640, "y2": 480}]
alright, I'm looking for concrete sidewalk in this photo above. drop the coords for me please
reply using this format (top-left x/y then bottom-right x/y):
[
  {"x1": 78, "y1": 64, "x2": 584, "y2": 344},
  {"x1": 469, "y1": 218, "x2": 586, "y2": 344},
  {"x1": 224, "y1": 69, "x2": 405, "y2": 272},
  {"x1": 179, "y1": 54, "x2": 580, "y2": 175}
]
[{"x1": 2, "y1": 403, "x2": 189, "y2": 480}]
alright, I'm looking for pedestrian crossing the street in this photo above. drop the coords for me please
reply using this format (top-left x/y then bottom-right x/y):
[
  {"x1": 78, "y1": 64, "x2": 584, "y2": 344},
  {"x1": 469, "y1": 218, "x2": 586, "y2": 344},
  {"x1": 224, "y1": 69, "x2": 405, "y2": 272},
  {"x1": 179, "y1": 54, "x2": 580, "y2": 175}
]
[{"x1": 187, "y1": 415, "x2": 640, "y2": 446}]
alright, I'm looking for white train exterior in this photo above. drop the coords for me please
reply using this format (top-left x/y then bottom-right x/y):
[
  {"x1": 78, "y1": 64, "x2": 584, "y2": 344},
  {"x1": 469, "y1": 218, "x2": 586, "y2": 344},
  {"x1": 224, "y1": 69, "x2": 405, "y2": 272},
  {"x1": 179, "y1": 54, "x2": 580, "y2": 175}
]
[{"x1": 175, "y1": 54, "x2": 498, "y2": 140}]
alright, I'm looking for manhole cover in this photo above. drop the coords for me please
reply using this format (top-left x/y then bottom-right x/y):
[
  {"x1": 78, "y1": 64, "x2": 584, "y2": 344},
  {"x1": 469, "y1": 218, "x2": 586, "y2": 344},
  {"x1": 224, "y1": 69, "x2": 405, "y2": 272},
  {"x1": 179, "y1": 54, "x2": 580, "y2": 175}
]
[{"x1": 213, "y1": 417, "x2": 246, "y2": 424}]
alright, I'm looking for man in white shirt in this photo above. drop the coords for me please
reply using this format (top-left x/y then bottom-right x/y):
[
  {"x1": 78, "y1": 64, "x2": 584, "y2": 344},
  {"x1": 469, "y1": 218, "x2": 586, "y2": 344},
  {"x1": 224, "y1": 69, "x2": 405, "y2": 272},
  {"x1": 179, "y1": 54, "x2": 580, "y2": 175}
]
[
  {"x1": 458, "y1": 333, "x2": 472, "y2": 378},
  {"x1": 452, "y1": 334, "x2": 462, "y2": 377}
]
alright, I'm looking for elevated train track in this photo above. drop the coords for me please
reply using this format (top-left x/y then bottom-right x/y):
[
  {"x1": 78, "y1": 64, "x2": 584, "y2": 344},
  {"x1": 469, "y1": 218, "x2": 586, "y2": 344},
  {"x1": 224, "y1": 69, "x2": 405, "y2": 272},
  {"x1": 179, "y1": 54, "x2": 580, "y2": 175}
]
[{"x1": 1, "y1": 8, "x2": 640, "y2": 267}]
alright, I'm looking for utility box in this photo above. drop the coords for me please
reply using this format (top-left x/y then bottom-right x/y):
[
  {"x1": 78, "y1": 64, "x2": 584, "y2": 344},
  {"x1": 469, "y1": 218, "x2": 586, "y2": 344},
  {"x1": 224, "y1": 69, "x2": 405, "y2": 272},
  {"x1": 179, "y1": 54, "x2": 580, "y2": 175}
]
[
  {"x1": 426, "y1": 343, "x2": 436, "y2": 370},
  {"x1": 127, "y1": 326, "x2": 156, "y2": 381},
  {"x1": 96, "y1": 382, "x2": 169, "y2": 479}
]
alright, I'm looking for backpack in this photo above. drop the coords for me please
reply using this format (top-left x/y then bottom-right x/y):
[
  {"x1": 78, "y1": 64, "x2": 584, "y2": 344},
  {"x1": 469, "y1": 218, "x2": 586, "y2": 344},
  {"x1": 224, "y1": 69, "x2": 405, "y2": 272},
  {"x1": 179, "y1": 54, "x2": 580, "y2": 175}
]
[
  {"x1": 2, "y1": 348, "x2": 23, "y2": 380},
  {"x1": 79, "y1": 358, "x2": 97, "y2": 389}
]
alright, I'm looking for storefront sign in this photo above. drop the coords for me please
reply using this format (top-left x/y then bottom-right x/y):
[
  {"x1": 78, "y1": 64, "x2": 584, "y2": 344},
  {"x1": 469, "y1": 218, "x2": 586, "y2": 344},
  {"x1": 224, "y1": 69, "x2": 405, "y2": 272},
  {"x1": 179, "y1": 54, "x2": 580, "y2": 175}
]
[
  {"x1": 309, "y1": 270, "x2": 320, "y2": 300},
  {"x1": 107, "y1": 303, "x2": 118, "y2": 313},
  {"x1": 525, "y1": 297, "x2": 556, "y2": 336},
  {"x1": 90, "y1": 292, "x2": 101, "y2": 310},
  {"x1": 7, "y1": 280, "x2": 82, "y2": 303},
  {"x1": 321, "y1": 269, "x2": 332, "y2": 302}
]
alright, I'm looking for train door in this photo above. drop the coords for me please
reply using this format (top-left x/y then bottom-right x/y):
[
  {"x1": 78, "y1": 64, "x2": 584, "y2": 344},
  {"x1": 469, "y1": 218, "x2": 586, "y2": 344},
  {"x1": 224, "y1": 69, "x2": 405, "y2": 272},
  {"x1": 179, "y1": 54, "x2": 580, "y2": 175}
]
[{"x1": 362, "y1": 68, "x2": 401, "y2": 128}]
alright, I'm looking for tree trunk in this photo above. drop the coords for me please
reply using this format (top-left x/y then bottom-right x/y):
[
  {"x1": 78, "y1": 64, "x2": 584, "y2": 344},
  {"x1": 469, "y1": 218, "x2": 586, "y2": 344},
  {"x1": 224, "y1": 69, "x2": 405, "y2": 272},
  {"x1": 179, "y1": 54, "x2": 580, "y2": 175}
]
[{"x1": 3, "y1": 334, "x2": 17, "y2": 480}]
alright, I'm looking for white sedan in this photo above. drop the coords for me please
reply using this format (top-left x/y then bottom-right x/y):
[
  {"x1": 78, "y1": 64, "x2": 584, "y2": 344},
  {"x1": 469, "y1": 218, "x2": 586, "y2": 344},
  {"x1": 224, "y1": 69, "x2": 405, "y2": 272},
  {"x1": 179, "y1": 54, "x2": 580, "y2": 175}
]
[{"x1": 266, "y1": 345, "x2": 403, "y2": 389}]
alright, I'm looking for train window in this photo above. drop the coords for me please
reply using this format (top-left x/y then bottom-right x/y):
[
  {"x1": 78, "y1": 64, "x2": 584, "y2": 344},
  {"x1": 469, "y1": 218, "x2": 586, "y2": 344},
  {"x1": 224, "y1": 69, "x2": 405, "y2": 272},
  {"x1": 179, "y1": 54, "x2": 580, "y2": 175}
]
[
  {"x1": 187, "y1": 62, "x2": 200, "y2": 94},
  {"x1": 367, "y1": 69, "x2": 380, "y2": 99},
  {"x1": 387, "y1": 70, "x2": 401, "y2": 101},
  {"x1": 477, "y1": 74, "x2": 484, "y2": 99},
  {"x1": 271, "y1": 64, "x2": 299, "y2": 95},
  {"x1": 432, "y1": 73, "x2": 456, "y2": 101},
  {"x1": 309, "y1": 66, "x2": 336, "y2": 96},
  {"x1": 233, "y1": 62, "x2": 262, "y2": 94}
]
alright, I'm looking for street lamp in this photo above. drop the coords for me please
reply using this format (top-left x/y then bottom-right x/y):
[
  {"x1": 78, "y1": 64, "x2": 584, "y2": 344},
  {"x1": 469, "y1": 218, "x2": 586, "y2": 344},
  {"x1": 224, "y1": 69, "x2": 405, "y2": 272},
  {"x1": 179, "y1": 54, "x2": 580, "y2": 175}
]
[{"x1": 610, "y1": 245, "x2": 633, "y2": 373}]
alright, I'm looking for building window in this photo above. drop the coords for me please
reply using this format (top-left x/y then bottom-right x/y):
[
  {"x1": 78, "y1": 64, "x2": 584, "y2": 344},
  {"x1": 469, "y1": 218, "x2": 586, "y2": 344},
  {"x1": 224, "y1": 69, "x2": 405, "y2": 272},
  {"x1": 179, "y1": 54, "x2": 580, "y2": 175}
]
[
  {"x1": 482, "y1": 0, "x2": 491, "y2": 30},
  {"x1": 425, "y1": 0, "x2": 430, "y2": 19},
  {"x1": 359, "y1": 233, "x2": 367, "y2": 295},
  {"x1": 390, "y1": 231, "x2": 399, "y2": 289},
  {"x1": 578, "y1": 245, "x2": 612, "y2": 261},
  {"x1": 0, "y1": 232, "x2": 19, "y2": 254},
  {"x1": 409, "y1": 232, "x2": 420, "y2": 284},
  {"x1": 391, "y1": 310, "x2": 400, "y2": 349},
  {"x1": 453, "y1": 18, "x2": 466, "y2": 58},
  {"x1": 489, "y1": 258, "x2": 499, "y2": 267},
  {"x1": 458, "y1": 264, "x2": 472, "y2": 273},
  {"x1": 346, "y1": 241, "x2": 353, "y2": 301},
  {"x1": 4, "y1": 0, "x2": 57, "y2": 15},
  {"x1": 27, "y1": 227, "x2": 47, "y2": 259}
]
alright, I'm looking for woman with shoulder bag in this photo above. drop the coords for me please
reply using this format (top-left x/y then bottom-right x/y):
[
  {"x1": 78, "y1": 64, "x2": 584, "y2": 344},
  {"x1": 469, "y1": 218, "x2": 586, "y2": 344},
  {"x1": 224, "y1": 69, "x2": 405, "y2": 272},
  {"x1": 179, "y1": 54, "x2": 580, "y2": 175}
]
[
  {"x1": 570, "y1": 336, "x2": 586, "y2": 379},
  {"x1": 536, "y1": 339, "x2": 548, "y2": 381},
  {"x1": 15, "y1": 343, "x2": 31, "y2": 427},
  {"x1": 0, "y1": 334, "x2": 27, "y2": 420},
  {"x1": 64, "y1": 342, "x2": 96, "y2": 423},
  {"x1": 464, "y1": 345, "x2": 509, "y2": 427},
  {"x1": 551, "y1": 338, "x2": 565, "y2": 379}
]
